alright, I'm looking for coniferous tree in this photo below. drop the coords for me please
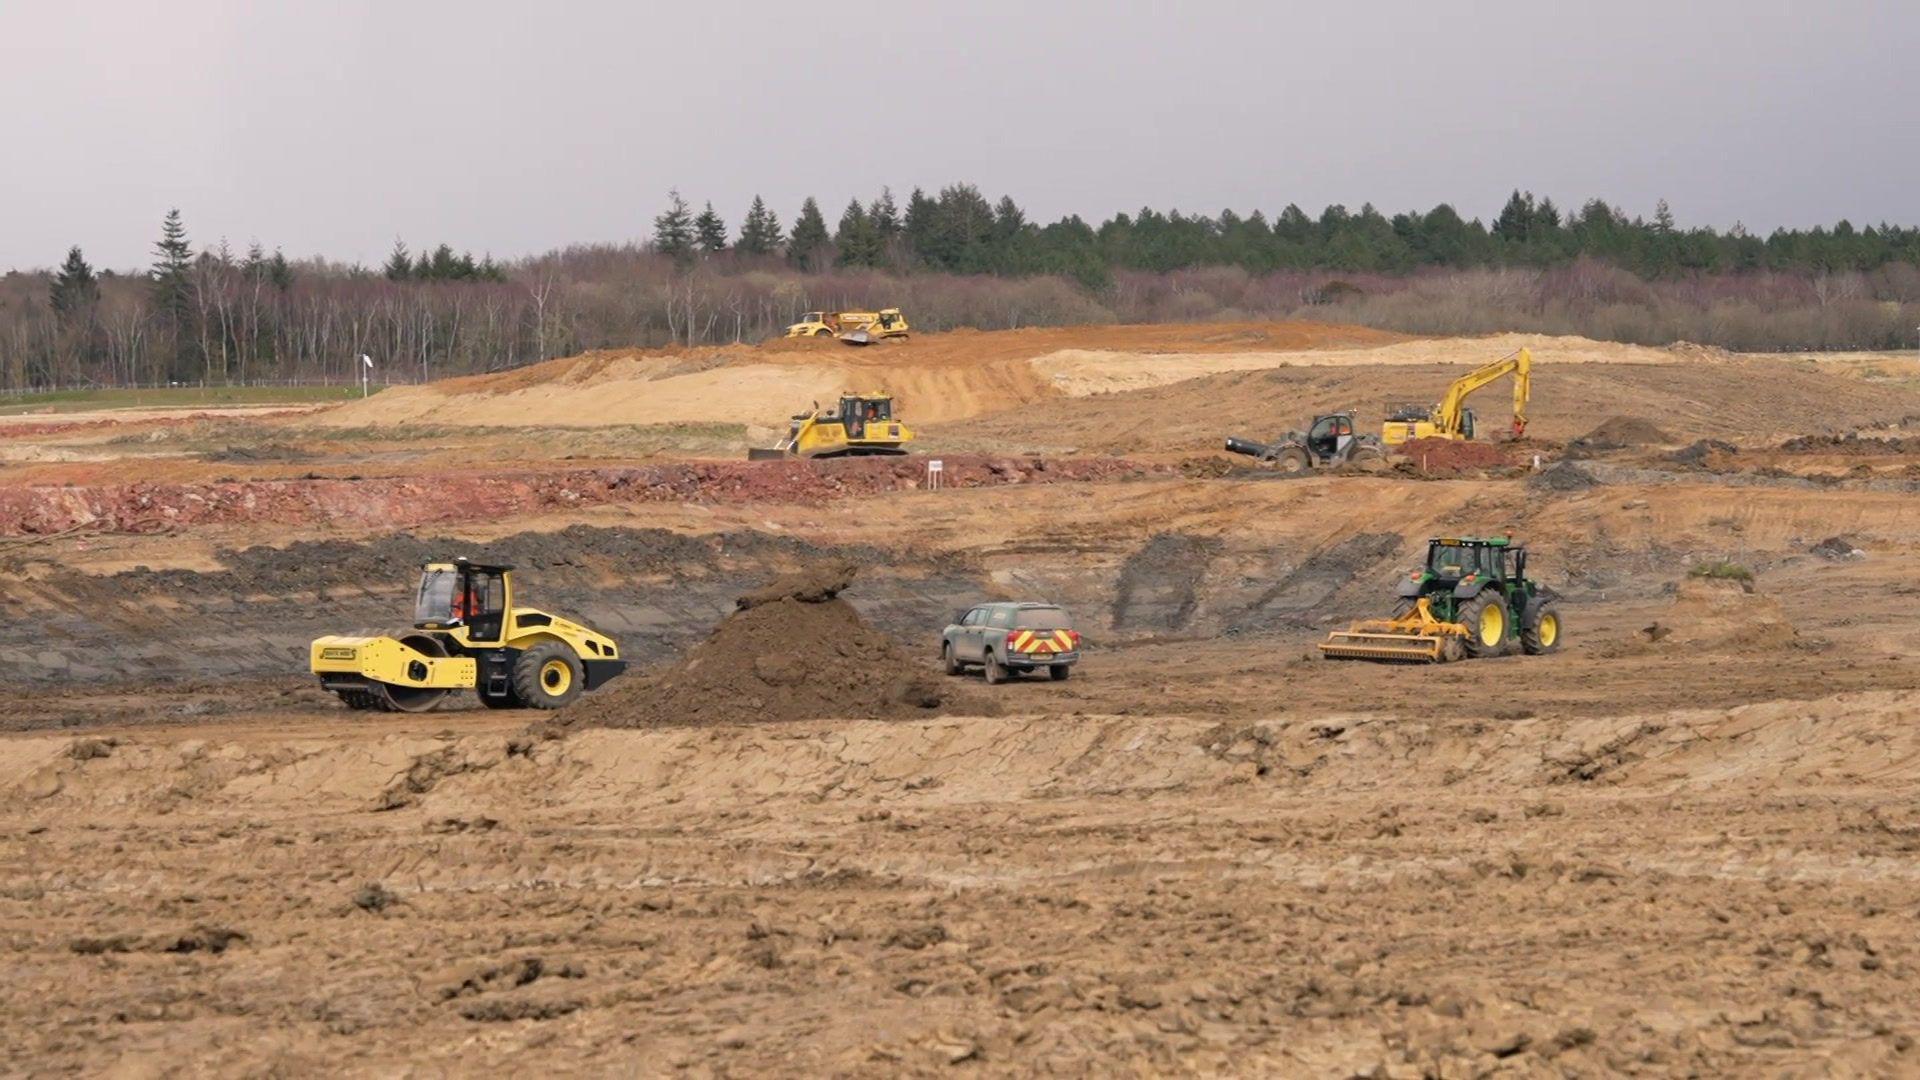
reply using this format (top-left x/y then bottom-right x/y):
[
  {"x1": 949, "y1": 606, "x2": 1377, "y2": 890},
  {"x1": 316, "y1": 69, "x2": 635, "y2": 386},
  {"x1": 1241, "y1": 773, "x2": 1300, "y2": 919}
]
[
  {"x1": 788, "y1": 197, "x2": 831, "y2": 268},
  {"x1": 736, "y1": 195, "x2": 782, "y2": 255},
  {"x1": 694, "y1": 202, "x2": 728, "y2": 253},
  {"x1": 50, "y1": 246, "x2": 100, "y2": 321},
  {"x1": 870, "y1": 188, "x2": 901, "y2": 240},
  {"x1": 903, "y1": 187, "x2": 939, "y2": 264},
  {"x1": 150, "y1": 208, "x2": 194, "y2": 322},
  {"x1": 267, "y1": 249, "x2": 294, "y2": 292},
  {"x1": 653, "y1": 189, "x2": 695, "y2": 261},
  {"x1": 834, "y1": 198, "x2": 880, "y2": 267},
  {"x1": 384, "y1": 238, "x2": 413, "y2": 280}
]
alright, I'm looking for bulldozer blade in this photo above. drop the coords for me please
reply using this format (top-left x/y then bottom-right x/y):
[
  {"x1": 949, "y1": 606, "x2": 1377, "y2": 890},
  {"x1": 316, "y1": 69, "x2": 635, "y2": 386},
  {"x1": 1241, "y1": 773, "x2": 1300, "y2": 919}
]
[
  {"x1": 1318, "y1": 631, "x2": 1445, "y2": 663},
  {"x1": 746, "y1": 448, "x2": 790, "y2": 461},
  {"x1": 839, "y1": 329, "x2": 873, "y2": 346}
]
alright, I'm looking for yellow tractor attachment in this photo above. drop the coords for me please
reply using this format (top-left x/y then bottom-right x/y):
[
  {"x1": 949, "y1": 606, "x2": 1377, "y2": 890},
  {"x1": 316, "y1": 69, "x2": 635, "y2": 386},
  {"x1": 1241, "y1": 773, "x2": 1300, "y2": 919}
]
[{"x1": 1319, "y1": 597, "x2": 1469, "y2": 663}]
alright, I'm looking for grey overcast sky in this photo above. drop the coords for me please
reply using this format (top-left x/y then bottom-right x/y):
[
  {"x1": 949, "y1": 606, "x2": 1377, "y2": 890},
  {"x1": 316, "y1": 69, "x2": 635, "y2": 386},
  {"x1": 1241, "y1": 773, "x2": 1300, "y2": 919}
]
[{"x1": 3, "y1": 0, "x2": 1916, "y2": 271}]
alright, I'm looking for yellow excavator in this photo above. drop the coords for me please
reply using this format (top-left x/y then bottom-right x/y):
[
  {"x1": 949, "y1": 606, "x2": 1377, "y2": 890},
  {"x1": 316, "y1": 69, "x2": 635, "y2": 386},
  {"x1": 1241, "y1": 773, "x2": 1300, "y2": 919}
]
[
  {"x1": 747, "y1": 392, "x2": 913, "y2": 459},
  {"x1": 1381, "y1": 348, "x2": 1532, "y2": 445}
]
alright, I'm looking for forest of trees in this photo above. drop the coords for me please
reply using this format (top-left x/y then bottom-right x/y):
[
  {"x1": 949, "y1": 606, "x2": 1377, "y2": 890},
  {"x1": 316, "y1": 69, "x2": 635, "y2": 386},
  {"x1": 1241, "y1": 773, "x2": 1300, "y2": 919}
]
[{"x1": 5, "y1": 187, "x2": 1920, "y2": 392}]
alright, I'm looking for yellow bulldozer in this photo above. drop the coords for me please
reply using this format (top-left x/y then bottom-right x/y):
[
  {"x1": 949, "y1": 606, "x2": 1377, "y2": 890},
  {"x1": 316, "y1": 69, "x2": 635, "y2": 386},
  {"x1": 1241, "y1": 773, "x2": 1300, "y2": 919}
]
[
  {"x1": 784, "y1": 308, "x2": 910, "y2": 345},
  {"x1": 748, "y1": 392, "x2": 913, "y2": 460},
  {"x1": 1381, "y1": 348, "x2": 1532, "y2": 445},
  {"x1": 310, "y1": 558, "x2": 626, "y2": 711}
]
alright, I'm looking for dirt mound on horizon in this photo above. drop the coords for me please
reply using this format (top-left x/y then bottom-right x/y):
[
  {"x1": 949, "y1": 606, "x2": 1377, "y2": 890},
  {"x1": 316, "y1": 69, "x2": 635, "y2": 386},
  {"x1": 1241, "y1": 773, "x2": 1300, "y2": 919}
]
[
  {"x1": 548, "y1": 567, "x2": 987, "y2": 731},
  {"x1": 1575, "y1": 415, "x2": 1675, "y2": 450}
]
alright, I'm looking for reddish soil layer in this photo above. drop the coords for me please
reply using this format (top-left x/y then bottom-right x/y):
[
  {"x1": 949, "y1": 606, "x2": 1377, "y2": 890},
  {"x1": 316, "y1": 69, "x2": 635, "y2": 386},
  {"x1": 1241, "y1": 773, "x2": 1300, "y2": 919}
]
[{"x1": 0, "y1": 455, "x2": 1162, "y2": 536}]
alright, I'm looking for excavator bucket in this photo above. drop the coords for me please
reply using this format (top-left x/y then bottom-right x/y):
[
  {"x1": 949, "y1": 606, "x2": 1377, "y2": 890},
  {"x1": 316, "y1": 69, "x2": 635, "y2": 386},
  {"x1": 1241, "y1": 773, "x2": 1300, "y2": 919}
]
[{"x1": 1319, "y1": 598, "x2": 1467, "y2": 663}]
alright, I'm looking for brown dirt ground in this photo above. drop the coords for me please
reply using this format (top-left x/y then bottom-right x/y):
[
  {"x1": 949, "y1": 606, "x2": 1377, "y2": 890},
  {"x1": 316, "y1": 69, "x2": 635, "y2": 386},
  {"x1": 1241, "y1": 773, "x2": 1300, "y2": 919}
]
[{"x1": 5, "y1": 321, "x2": 1920, "y2": 1074}]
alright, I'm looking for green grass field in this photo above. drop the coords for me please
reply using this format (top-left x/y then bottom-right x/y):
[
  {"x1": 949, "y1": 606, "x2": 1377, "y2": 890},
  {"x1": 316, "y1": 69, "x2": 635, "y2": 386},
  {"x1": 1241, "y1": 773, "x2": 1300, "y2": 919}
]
[{"x1": 0, "y1": 385, "x2": 382, "y2": 416}]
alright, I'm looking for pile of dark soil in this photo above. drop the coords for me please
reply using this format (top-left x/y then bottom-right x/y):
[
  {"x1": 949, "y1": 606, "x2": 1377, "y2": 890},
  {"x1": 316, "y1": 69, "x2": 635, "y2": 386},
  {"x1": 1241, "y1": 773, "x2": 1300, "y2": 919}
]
[
  {"x1": 1527, "y1": 461, "x2": 1601, "y2": 492},
  {"x1": 1668, "y1": 439, "x2": 1738, "y2": 467},
  {"x1": 548, "y1": 566, "x2": 989, "y2": 731},
  {"x1": 1778, "y1": 433, "x2": 1920, "y2": 455},
  {"x1": 1570, "y1": 416, "x2": 1675, "y2": 453},
  {"x1": 1809, "y1": 536, "x2": 1867, "y2": 561}
]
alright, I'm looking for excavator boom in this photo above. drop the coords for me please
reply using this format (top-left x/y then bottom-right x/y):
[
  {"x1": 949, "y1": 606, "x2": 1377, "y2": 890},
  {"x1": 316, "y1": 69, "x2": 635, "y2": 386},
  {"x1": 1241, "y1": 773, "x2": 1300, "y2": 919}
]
[{"x1": 1383, "y1": 348, "x2": 1530, "y2": 444}]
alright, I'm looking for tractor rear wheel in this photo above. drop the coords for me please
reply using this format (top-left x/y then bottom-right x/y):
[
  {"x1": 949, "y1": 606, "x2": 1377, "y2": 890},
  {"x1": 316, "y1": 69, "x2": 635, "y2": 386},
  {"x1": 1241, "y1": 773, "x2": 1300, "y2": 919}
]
[
  {"x1": 1456, "y1": 593, "x2": 1511, "y2": 658},
  {"x1": 1522, "y1": 600, "x2": 1564, "y2": 655},
  {"x1": 513, "y1": 642, "x2": 584, "y2": 710}
]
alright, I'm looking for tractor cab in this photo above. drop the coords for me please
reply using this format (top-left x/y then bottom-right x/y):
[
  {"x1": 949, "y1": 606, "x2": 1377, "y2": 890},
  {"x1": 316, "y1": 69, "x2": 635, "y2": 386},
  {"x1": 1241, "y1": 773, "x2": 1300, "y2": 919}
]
[
  {"x1": 1422, "y1": 537, "x2": 1519, "y2": 586},
  {"x1": 415, "y1": 559, "x2": 512, "y2": 644}
]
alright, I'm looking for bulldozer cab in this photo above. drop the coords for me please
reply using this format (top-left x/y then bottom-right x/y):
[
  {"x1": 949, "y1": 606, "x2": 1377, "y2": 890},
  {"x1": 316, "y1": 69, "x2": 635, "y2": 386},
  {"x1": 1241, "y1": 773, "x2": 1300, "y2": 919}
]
[
  {"x1": 416, "y1": 560, "x2": 511, "y2": 644},
  {"x1": 838, "y1": 394, "x2": 892, "y2": 439},
  {"x1": 1306, "y1": 414, "x2": 1354, "y2": 460}
]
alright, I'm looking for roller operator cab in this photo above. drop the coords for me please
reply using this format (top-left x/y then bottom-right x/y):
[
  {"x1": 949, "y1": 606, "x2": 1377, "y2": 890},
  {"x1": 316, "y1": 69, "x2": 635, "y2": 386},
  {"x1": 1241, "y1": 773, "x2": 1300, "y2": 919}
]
[{"x1": 309, "y1": 559, "x2": 627, "y2": 712}]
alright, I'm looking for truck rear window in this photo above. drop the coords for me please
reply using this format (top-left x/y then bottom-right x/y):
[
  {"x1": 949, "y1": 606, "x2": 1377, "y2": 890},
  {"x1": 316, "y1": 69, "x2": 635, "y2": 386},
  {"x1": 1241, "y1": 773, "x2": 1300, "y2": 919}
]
[{"x1": 1014, "y1": 608, "x2": 1072, "y2": 630}]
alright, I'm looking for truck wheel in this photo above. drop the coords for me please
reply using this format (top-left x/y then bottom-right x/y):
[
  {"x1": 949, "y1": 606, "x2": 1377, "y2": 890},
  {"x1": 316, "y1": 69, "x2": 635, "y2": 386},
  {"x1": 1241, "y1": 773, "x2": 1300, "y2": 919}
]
[
  {"x1": 1455, "y1": 593, "x2": 1511, "y2": 658},
  {"x1": 1049, "y1": 665, "x2": 1071, "y2": 681},
  {"x1": 813, "y1": 327, "x2": 833, "y2": 337},
  {"x1": 513, "y1": 643, "x2": 584, "y2": 710},
  {"x1": 984, "y1": 654, "x2": 1007, "y2": 684},
  {"x1": 1272, "y1": 448, "x2": 1310, "y2": 474},
  {"x1": 942, "y1": 643, "x2": 962, "y2": 676},
  {"x1": 1522, "y1": 600, "x2": 1564, "y2": 655}
]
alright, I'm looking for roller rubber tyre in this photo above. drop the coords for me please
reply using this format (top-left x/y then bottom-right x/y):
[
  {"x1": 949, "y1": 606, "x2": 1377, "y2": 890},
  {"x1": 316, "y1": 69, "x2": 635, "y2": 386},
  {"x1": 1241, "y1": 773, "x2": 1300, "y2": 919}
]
[
  {"x1": 513, "y1": 642, "x2": 584, "y2": 710},
  {"x1": 984, "y1": 654, "x2": 1008, "y2": 685},
  {"x1": 1521, "y1": 600, "x2": 1564, "y2": 655},
  {"x1": 942, "y1": 643, "x2": 962, "y2": 676},
  {"x1": 1049, "y1": 665, "x2": 1071, "y2": 681},
  {"x1": 1455, "y1": 593, "x2": 1511, "y2": 659}
]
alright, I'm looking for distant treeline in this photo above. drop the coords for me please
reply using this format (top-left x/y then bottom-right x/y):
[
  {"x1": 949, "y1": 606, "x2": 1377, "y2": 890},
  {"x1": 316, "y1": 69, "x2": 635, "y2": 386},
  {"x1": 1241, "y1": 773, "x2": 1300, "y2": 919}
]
[{"x1": 4, "y1": 188, "x2": 1920, "y2": 391}]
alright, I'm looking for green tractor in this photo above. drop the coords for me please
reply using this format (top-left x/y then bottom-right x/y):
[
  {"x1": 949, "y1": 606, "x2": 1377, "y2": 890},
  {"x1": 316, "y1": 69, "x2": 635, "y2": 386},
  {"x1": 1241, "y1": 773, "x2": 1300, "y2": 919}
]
[{"x1": 1320, "y1": 536, "x2": 1563, "y2": 662}]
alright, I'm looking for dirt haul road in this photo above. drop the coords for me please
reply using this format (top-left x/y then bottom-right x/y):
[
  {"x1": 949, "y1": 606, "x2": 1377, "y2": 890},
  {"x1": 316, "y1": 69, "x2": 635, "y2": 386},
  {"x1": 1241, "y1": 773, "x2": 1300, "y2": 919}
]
[{"x1": 4, "y1": 321, "x2": 1920, "y2": 1075}]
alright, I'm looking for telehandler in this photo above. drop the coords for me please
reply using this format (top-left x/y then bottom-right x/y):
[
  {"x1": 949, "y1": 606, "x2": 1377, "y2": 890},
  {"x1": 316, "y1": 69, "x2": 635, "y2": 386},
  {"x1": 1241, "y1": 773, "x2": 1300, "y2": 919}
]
[
  {"x1": 310, "y1": 559, "x2": 626, "y2": 711},
  {"x1": 1224, "y1": 412, "x2": 1386, "y2": 473},
  {"x1": 1381, "y1": 348, "x2": 1532, "y2": 446},
  {"x1": 748, "y1": 392, "x2": 913, "y2": 459},
  {"x1": 1320, "y1": 535, "x2": 1563, "y2": 663}
]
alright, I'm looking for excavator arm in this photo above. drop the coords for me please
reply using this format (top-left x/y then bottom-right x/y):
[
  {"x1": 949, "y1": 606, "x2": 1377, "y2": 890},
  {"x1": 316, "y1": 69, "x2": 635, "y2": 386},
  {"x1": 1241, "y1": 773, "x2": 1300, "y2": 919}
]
[{"x1": 1433, "y1": 347, "x2": 1531, "y2": 438}]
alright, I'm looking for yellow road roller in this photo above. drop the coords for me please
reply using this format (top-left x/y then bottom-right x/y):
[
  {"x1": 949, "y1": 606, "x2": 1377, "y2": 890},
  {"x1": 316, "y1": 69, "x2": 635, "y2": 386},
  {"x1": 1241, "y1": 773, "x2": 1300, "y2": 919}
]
[{"x1": 310, "y1": 558, "x2": 626, "y2": 711}]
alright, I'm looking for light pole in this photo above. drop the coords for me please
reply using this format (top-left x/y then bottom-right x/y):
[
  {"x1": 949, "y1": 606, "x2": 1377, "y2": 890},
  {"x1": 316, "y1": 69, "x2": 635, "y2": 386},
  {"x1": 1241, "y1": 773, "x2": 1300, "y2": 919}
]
[{"x1": 360, "y1": 354, "x2": 373, "y2": 397}]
